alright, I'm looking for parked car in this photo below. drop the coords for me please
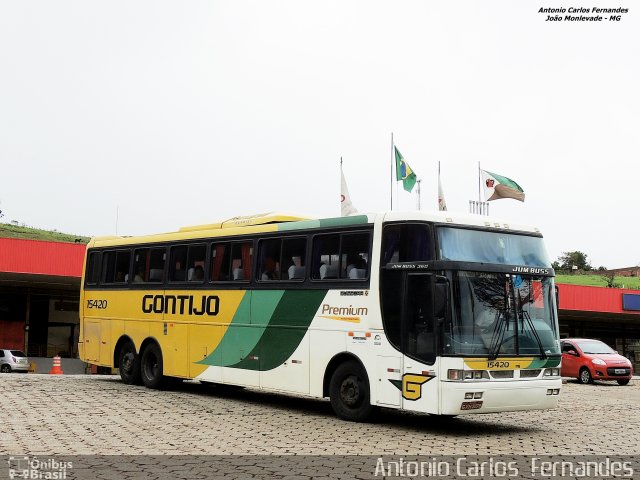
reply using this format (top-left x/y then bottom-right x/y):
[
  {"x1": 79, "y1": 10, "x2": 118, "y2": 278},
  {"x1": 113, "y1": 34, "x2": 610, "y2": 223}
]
[
  {"x1": 561, "y1": 338, "x2": 633, "y2": 385},
  {"x1": 0, "y1": 349, "x2": 30, "y2": 373}
]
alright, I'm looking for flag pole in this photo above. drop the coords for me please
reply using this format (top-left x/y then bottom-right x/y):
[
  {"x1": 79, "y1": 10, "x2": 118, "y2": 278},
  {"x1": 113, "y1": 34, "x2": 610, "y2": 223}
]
[
  {"x1": 478, "y1": 161, "x2": 481, "y2": 202},
  {"x1": 390, "y1": 132, "x2": 394, "y2": 211},
  {"x1": 417, "y1": 179, "x2": 421, "y2": 210}
]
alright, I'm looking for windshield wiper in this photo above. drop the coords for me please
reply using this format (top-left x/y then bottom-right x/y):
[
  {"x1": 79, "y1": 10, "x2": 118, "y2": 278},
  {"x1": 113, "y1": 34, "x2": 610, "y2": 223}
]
[
  {"x1": 487, "y1": 310, "x2": 510, "y2": 360},
  {"x1": 520, "y1": 310, "x2": 548, "y2": 360}
]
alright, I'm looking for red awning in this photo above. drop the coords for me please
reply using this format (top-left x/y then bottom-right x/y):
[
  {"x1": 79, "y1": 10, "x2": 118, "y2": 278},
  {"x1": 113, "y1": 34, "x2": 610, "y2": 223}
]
[{"x1": 0, "y1": 238, "x2": 85, "y2": 278}]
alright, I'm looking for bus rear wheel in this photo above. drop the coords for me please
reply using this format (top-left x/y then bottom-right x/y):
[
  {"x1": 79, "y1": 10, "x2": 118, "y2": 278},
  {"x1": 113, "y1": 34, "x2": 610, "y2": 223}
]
[
  {"x1": 329, "y1": 361, "x2": 374, "y2": 422},
  {"x1": 118, "y1": 342, "x2": 141, "y2": 385},
  {"x1": 141, "y1": 343, "x2": 165, "y2": 389}
]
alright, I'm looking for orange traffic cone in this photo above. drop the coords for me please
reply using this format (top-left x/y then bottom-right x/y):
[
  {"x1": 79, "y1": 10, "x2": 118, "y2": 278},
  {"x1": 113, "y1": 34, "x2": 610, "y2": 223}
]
[{"x1": 49, "y1": 356, "x2": 64, "y2": 375}]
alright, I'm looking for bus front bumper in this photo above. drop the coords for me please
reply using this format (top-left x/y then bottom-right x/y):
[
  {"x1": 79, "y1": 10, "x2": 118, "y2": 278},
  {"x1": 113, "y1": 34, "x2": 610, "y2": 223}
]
[{"x1": 440, "y1": 379, "x2": 562, "y2": 415}]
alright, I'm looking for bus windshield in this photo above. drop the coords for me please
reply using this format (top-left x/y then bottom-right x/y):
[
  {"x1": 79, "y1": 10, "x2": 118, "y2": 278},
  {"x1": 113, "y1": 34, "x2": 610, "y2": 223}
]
[
  {"x1": 438, "y1": 227, "x2": 551, "y2": 266},
  {"x1": 443, "y1": 272, "x2": 560, "y2": 357}
]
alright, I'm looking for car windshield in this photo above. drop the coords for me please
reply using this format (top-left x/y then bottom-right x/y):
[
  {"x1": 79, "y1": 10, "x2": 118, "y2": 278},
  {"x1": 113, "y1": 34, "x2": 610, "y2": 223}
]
[
  {"x1": 442, "y1": 271, "x2": 560, "y2": 357},
  {"x1": 10, "y1": 351, "x2": 26, "y2": 357},
  {"x1": 576, "y1": 341, "x2": 615, "y2": 354}
]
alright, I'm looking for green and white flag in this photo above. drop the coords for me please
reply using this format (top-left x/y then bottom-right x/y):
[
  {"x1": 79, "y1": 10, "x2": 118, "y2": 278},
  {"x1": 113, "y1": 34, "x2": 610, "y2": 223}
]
[
  {"x1": 480, "y1": 169, "x2": 525, "y2": 202},
  {"x1": 394, "y1": 146, "x2": 417, "y2": 193}
]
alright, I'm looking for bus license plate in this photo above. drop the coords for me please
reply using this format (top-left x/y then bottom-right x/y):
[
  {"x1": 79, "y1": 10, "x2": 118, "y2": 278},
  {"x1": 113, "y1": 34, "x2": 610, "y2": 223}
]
[
  {"x1": 461, "y1": 401, "x2": 483, "y2": 410},
  {"x1": 615, "y1": 369, "x2": 626, "y2": 374}
]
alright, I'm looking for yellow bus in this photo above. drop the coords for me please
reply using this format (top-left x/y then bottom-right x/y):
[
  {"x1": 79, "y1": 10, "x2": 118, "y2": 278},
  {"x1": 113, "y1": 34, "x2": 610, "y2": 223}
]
[{"x1": 79, "y1": 211, "x2": 562, "y2": 421}]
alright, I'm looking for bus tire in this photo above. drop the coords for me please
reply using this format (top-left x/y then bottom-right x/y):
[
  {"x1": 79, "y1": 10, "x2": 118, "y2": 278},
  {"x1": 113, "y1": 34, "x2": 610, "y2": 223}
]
[
  {"x1": 118, "y1": 342, "x2": 141, "y2": 385},
  {"x1": 140, "y1": 342, "x2": 165, "y2": 389},
  {"x1": 329, "y1": 360, "x2": 374, "y2": 422}
]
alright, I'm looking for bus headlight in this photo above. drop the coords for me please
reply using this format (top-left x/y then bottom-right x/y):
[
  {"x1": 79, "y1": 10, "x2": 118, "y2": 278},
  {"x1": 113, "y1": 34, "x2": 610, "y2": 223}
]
[
  {"x1": 448, "y1": 369, "x2": 488, "y2": 381},
  {"x1": 543, "y1": 368, "x2": 560, "y2": 377}
]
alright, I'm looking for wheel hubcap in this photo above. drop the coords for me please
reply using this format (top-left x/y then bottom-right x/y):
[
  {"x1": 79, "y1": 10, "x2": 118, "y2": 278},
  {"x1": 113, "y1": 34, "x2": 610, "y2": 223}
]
[
  {"x1": 122, "y1": 352, "x2": 135, "y2": 374},
  {"x1": 340, "y1": 376, "x2": 360, "y2": 407},
  {"x1": 581, "y1": 371, "x2": 589, "y2": 382}
]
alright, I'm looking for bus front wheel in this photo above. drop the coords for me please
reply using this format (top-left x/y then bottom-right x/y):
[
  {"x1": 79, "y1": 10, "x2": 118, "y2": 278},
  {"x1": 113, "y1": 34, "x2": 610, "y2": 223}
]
[
  {"x1": 141, "y1": 343, "x2": 165, "y2": 389},
  {"x1": 329, "y1": 361, "x2": 374, "y2": 422},
  {"x1": 118, "y1": 342, "x2": 141, "y2": 385}
]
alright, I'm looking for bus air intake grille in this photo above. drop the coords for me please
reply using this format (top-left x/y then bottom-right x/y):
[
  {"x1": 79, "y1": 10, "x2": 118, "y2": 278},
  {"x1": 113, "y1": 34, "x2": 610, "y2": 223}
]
[
  {"x1": 489, "y1": 370, "x2": 514, "y2": 379},
  {"x1": 520, "y1": 369, "x2": 542, "y2": 378}
]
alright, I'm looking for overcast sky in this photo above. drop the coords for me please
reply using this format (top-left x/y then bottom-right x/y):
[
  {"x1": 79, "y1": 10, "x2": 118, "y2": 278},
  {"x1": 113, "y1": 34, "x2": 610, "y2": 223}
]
[{"x1": 1, "y1": 1, "x2": 638, "y2": 268}]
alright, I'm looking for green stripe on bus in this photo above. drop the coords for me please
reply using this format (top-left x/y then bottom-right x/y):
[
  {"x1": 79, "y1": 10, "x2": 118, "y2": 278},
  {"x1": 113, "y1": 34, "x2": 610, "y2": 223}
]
[
  {"x1": 230, "y1": 289, "x2": 327, "y2": 371},
  {"x1": 277, "y1": 215, "x2": 369, "y2": 232},
  {"x1": 529, "y1": 357, "x2": 561, "y2": 369},
  {"x1": 197, "y1": 291, "x2": 285, "y2": 366}
]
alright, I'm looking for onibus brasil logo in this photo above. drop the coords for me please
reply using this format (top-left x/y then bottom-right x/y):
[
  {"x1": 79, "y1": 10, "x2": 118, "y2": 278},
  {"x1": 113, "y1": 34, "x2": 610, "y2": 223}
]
[{"x1": 7, "y1": 456, "x2": 72, "y2": 479}]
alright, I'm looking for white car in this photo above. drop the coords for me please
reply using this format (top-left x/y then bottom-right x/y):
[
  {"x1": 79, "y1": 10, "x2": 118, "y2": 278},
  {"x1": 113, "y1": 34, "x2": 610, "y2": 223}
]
[{"x1": 0, "y1": 349, "x2": 29, "y2": 373}]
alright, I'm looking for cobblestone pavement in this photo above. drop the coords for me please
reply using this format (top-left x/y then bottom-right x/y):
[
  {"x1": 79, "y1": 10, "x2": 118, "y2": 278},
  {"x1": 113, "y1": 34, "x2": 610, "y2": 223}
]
[{"x1": 0, "y1": 374, "x2": 638, "y2": 456}]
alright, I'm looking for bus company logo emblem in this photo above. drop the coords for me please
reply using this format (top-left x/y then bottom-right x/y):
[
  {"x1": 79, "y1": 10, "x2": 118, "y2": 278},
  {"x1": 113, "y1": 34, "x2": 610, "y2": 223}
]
[
  {"x1": 512, "y1": 266, "x2": 550, "y2": 275},
  {"x1": 389, "y1": 373, "x2": 436, "y2": 401},
  {"x1": 485, "y1": 179, "x2": 495, "y2": 188}
]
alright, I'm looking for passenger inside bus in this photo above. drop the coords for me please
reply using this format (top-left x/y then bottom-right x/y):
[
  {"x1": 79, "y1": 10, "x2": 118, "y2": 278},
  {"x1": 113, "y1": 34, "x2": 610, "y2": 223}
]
[{"x1": 261, "y1": 257, "x2": 279, "y2": 280}]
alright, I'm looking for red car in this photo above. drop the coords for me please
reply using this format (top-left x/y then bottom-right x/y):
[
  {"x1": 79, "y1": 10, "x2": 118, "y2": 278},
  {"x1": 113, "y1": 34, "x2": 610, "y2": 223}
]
[{"x1": 561, "y1": 338, "x2": 633, "y2": 385}]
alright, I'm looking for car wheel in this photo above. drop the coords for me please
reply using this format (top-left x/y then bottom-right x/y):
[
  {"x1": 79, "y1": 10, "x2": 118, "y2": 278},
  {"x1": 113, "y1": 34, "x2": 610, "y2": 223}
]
[
  {"x1": 140, "y1": 343, "x2": 165, "y2": 389},
  {"x1": 578, "y1": 367, "x2": 592, "y2": 384},
  {"x1": 118, "y1": 342, "x2": 142, "y2": 385},
  {"x1": 617, "y1": 379, "x2": 630, "y2": 386},
  {"x1": 0, "y1": 364, "x2": 11, "y2": 373},
  {"x1": 329, "y1": 361, "x2": 375, "y2": 422}
]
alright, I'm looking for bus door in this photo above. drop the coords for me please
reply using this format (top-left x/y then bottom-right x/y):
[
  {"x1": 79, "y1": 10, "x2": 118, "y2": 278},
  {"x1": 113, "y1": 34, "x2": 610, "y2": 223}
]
[{"x1": 401, "y1": 272, "x2": 439, "y2": 413}]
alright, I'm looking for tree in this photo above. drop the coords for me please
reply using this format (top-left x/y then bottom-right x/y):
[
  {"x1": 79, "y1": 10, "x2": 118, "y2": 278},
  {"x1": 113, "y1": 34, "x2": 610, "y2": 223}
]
[{"x1": 557, "y1": 251, "x2": 592, "y2": 271}]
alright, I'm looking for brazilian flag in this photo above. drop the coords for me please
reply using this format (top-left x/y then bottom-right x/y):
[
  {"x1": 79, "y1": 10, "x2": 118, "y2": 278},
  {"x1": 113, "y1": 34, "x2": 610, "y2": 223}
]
[{"x1": 394, "y1": 146, "x2": 417, "y2": 192}]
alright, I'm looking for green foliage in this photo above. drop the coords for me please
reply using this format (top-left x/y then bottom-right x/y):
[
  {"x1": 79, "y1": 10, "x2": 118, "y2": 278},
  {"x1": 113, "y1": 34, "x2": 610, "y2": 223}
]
[
  {"x1": 0, "y1": 223, "x2": 90, "y2": 244},
  {"x1": 557, "y1": 251, "x2": 591, "y2": 271},
  {"x1": 555, "y1": 274, "x2": 640, "y2": 290}
]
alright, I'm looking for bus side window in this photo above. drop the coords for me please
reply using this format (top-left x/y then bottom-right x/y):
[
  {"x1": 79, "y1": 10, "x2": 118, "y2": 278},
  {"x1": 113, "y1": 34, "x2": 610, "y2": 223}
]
[
  {"x1": 281, "y1": 237, "x2": 306, "y2": 280},
  {"x1": 169, "y1": 246, "x2": 188, "y2": 282},
  {"x1": 134, "y1": 247, "x2": 166, "y2": 283},
  {"x1": 231, "y1": 242, "x2": 252, "y2": 281},
  {"x1": 211, "y1": 243, "x2": 231, "y2": 281},
  {"x1": 340, "y1": 232, "x2": 370, "y2": 279},
  {"x1": 85, "y1": 252, "x2": 99, "y2": 285},
  {"x1": 186, "y1": 244, "x2": 206, "y2": 282},
  {"x1": 101, "y1": 250, "x2": 131, "y2": 284},
  {"x1": 381, "y1": 224, "x2": 432, "y2": 265},
  {"x1": 258, "y1": 238, "x2": 281, "y2": 281},
  {"x1": 311, "y1": 234, "x2": 339, "y2": 280}
]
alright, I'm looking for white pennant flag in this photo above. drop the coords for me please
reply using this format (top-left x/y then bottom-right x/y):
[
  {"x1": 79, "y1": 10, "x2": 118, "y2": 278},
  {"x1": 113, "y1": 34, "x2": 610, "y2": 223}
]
[
  {"x1": 340, "y1": 164, "x2": 358, "y2": 216},
  {"x1": 438, "y1": 161, "x2": 447, "y2": 211}
]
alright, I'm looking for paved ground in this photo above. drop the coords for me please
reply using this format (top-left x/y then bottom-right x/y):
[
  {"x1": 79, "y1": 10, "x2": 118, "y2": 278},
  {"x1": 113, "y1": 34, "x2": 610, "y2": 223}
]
[{"x1": 1, "y1": 374, "x2": 638, "y2": 457}]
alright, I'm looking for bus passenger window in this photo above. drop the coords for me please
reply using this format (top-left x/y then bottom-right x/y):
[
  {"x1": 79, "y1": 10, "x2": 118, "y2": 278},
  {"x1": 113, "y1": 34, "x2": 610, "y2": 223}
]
[
  {"x1": 101, "y1": 250, "x2": 131, "y2": 284},
  {"x1": 311, "y1": 234, "x2": 339, "y2": 280},
  {"x1": 258, "y1": 239, "x2": 281, "y2": 281},
  {"x1": 186, "y1": 244, "x2": 206, "y2": 282},
  {"x1": 85, "y1": 252, "x2": 99, "y2": 285},
  {"x1": 231, "y1": 242, "x2": 252, "y2": 281},
  {"x1": 381, "y1": 224, "x2": 432, "y2": 265},
  {"x1": 341, "y1": 232, "x2": 370, "y2": 279},
  {"x1": 211, "y1": 243, "x2": 231, "y2": 281},
  {"x1": 133, "y1": 248, "x2": 166, "y2": 283},
  {"x1": 169, "y1": 246, "x2": 187, "y2": 282},
  {"x1": 281, "y1": 237, "x2": 306, "y2": 280}
]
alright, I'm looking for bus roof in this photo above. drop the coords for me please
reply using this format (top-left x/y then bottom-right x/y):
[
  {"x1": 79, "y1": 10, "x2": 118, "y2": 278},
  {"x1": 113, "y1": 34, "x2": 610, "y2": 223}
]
[{"x1": 88, "y1": 210, "x2": 541, "y2": 249}]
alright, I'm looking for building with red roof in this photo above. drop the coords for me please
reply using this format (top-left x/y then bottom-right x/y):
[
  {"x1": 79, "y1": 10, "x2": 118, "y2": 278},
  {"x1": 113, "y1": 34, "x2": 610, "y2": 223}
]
[{"x1": 0, "y1": 238, "x2": 85, "y2": 357}]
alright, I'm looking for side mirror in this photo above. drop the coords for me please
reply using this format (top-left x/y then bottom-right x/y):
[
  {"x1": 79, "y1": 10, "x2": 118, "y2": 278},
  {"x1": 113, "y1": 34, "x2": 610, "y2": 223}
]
[{"x1": 567, "y1": 349, "x2": 578, "y2": 357}]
